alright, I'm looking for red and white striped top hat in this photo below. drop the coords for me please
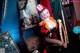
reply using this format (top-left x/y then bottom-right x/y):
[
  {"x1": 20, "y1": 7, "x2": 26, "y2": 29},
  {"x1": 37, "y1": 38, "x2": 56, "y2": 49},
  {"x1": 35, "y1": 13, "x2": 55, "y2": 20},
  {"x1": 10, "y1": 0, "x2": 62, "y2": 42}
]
[{"x1": 36, "y1": 4, "x2": 46, "y2": 14}]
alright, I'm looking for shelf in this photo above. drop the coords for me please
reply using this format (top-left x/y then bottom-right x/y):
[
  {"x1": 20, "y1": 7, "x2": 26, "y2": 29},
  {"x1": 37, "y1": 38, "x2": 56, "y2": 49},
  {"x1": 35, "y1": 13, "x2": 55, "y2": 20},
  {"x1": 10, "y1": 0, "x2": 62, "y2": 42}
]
[{"x1": 21, "y1": 24, "x2": 38, "y2": 30}]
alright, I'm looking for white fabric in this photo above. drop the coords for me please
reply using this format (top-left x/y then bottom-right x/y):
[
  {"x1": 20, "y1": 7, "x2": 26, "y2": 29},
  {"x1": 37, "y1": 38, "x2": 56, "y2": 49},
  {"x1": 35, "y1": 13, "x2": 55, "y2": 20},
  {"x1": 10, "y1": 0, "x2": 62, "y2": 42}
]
[
  {"x1": 45, "y1": 18, "x2": 56, "y2": 29},
  {"x1": 20, "y1": 10, "x2": 28, "y2": 19},
  {"x1": 26, "y1": 0, "x2": 38, "y2": 16},
  {"x1": 57, "y1": 19, "x2": 62, "y2": 23}
]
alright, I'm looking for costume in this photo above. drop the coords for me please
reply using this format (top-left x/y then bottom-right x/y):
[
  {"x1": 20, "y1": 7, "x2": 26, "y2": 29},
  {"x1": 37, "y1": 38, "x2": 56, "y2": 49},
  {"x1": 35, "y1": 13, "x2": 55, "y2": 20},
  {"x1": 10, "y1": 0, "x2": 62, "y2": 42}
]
[
  {"x1": 36, "y1": 4, "x2": 58, "y2": 39},
  {"x1": 36, "y1": 4, "x2": 63, "y2": 53},
  {"x1": 40, "y1": 17, "x2": 58, "y2": 38}
]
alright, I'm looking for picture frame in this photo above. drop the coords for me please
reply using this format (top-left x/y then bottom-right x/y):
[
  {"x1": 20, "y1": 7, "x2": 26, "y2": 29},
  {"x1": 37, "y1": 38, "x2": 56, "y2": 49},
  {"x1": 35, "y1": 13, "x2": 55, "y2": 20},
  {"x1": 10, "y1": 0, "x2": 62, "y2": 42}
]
[{"x1": 0, "y1": 31, "x2": 20, "y2": 53}]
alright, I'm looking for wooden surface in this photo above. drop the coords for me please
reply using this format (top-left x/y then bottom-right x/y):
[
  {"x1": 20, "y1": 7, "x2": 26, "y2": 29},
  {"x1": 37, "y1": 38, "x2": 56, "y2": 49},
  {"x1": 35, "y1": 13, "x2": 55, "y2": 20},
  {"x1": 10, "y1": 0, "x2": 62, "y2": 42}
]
[
  {"x1": 25, "y1": 36, "x2": 41, "y2": 51},
  {"x1": 21, "y1": 24, "x2": 38, "y2": 30}
]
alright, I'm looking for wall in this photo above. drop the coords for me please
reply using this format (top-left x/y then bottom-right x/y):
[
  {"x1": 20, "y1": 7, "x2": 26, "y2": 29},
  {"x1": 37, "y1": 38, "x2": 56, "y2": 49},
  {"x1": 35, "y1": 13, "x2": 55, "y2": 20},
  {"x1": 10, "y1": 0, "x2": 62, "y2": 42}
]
[
  {"x1": 1, "y1": 0, "x2": 39, "y2": 52},
  {"x1": 1, "y1": 0, "x2": 23, "y2": 44},
  {"x1": 0, "y1": 0, "x2": 3, "y2": 30},
  {"x1": 73, "y1": 2, "x2": 80, "y2": 21}
]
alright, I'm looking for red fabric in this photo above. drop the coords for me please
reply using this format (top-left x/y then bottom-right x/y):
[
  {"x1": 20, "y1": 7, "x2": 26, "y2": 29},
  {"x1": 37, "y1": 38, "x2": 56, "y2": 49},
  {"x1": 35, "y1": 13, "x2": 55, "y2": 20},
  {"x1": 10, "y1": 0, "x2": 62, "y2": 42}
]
[
  {"x1": 40, "y1": 0, "x2": 54, "y2": 18},
  {"x1": 40, "y1": 1, "x2": 58, "y2": 52},
  {"x1": 53, "y1": 31, "x2": 58, "y2": 39},
  {"x1": 40, "y1": 21, "x2": 58, "y2": 53},
  {"x1": 43, "y1": 48, "x2": 47, "y2": 53},
  {"x1": 40, "y1": 0, "x2": 58, "y2": 39},
  {"x1": 40, "y1": 23, "x2": 49, "y2": 35}
]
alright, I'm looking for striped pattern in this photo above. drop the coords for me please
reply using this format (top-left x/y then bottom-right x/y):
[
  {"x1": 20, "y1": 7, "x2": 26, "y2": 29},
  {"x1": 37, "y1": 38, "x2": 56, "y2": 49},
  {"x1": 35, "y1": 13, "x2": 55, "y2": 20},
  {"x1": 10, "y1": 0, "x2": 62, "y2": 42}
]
[{"x1": 36, "y1": 4, "x2": 44, "y2": 12}]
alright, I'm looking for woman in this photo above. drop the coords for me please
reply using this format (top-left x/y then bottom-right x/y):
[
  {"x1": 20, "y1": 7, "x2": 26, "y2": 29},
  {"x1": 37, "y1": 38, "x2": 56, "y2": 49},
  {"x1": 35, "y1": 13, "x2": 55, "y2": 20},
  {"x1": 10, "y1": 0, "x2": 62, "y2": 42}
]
[{"x1": 36, "y1": 4, "x2": 64, "y2": 47}]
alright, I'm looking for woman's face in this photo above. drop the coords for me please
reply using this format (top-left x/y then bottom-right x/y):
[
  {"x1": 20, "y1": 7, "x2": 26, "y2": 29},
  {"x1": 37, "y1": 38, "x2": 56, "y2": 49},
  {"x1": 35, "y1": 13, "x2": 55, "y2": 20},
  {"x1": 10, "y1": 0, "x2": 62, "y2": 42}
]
[{"x1": 40, "y1": 9, "x2": 50, "y2": 20}]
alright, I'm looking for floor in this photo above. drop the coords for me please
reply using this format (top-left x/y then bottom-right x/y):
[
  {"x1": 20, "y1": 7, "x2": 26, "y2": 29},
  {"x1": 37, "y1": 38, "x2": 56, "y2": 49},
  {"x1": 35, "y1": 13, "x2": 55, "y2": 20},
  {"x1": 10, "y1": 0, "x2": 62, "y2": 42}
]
[
  {"x1": 61, "y1": 33, "x2": 80, "y2": 53},
  {"x1": 19, "y1": 30, "x2": 80, "y2": 53},
  {"x1": 46, "y1": 31, "x2": 80, "y2": 53}
]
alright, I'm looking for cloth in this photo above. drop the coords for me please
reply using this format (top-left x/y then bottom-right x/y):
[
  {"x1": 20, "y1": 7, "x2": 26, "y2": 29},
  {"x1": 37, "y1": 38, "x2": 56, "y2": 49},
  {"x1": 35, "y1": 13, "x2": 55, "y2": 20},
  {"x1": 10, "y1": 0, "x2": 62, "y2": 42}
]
[
  {"x1": 25, "y1": 0, "x2": 38, "y2": 16},
  {"x1": 40, "y1": 17, "x2": 58, "y2": 39},
  {"x1": 40, "y1": 17, "x2": 57, "y2": 31},
  {"x1": 20, "y1": 10, "x2": 28, "y2": 19},
  {"x1": 25, "y1": 0, "x2": 40, "y2": 24},
  {"x1": 45, "y1": 18, "x2": 56, "y2": 30}
]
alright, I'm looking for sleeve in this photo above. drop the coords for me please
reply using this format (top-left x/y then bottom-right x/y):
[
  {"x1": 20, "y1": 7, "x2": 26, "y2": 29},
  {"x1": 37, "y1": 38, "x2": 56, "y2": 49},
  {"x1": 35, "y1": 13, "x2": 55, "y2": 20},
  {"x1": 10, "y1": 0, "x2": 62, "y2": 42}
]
[{"x1": 40, "y1": 22, "x2": 50, "y2": 35}]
